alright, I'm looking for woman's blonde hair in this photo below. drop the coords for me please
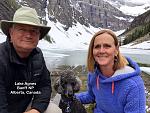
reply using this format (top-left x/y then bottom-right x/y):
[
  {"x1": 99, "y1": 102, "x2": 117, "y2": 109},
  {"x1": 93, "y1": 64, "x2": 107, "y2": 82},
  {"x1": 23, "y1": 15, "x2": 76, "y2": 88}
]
[{"x1": 87, "y1": 29, "x2": 128, "y2": 72}]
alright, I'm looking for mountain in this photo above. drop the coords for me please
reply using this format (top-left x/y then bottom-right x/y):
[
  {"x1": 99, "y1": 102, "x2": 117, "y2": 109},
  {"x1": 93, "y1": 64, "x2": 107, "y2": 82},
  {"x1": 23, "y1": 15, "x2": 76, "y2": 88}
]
[
  {"x1": 104, "y1": 0, "x2": 150, "y2": 45},
  {"x1": 105, "y1": 0, "x2": 150, "y2": 16},
  {"x1": 0, "y1": 0, "x2": 18, "y2": 20},
  {"x1": 0, "y1": 0, "x2": 134, "y2": 31},
  {"x1": 0, "y1": 0, "x2": 149, "y2": 48},
  {"x1": 128, "y1": 10, "x2": 150, "y2": 29},
  {"x1": 48, "y1": 0, "x2": 133, "y2": 30},
  {"x1": 120, "y1": 9, "x2": 150, "y2": 45},
  {"x1": 1, "y1": 0, "x2": 149, "y2": 30}
]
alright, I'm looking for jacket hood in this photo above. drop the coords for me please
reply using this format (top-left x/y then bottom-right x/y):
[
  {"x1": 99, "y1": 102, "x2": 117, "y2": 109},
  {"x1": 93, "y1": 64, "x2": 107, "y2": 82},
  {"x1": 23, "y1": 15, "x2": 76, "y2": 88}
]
[{"x1": 95, "y1": 57, "x2": 141, "y2": 83}]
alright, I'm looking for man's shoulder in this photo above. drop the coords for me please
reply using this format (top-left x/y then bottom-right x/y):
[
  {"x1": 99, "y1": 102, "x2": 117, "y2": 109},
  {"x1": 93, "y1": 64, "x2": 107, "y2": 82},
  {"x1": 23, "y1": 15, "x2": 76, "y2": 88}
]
[
  {"x1": 34, "y1": 47, "x2": 43, "y2": 55},
  {"x1": 0, "y1": 41, "x2": 6, "y2": 49},
  {"x1": 31, "y1": 47, "x2": 42, "y2": 56},
  {"x1": 0, "y1": 42, "x2": 9, "y2": 65},
  {"x1": 32, "y1": 47, "x2": 44, "y2": 61},
  {"x1": 0, "y1": 42, "x2": 8, "y2": 57},
  {"x1": 36, "y1": 47, "x2": 42, "y2": 52}
]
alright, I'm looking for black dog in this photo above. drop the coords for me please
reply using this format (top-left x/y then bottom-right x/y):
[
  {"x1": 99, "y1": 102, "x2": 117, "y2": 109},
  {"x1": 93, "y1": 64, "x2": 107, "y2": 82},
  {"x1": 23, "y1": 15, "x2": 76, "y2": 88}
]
[{"x1": 54, "y1": 70, "x2": 87, "y2": 113}]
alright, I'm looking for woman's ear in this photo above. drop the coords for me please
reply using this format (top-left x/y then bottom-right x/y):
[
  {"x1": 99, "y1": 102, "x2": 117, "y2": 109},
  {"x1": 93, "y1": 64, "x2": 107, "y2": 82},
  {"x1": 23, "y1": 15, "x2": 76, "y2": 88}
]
[{"x1": 115, "y1": 45, "x2": 119, "y2": 56}]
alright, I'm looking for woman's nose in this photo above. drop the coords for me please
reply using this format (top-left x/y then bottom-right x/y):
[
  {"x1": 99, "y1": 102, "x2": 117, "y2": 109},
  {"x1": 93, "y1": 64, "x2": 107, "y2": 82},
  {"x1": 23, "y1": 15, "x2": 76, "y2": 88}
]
[{"x1": 99, "y1": 46, "x2": 105, "y2": 53}]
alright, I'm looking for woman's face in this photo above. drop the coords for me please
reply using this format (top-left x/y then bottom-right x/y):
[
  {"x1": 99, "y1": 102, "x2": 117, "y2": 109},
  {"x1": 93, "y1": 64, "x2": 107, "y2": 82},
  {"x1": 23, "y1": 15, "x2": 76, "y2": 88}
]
[{"x1": 93, "y1": 33, "x2": 118, "y2": 68}]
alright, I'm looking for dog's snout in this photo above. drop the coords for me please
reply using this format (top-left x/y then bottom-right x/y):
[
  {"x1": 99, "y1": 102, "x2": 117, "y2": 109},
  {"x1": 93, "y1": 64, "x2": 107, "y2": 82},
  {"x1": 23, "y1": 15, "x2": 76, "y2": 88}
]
[{"x1": 65, "y1": 84, "x2": 73, "y2": 97}]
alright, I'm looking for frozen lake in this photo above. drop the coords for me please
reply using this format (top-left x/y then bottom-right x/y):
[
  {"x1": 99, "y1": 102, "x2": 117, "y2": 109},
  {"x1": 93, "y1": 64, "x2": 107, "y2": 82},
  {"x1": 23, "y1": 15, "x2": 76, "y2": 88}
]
[{"x1": 42, "y1": 47, "x2": 150, "y2": 71}]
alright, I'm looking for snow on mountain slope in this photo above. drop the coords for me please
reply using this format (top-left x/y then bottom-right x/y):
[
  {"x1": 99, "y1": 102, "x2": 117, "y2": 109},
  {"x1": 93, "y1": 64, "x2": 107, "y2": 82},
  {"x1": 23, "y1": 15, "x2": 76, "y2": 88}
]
[
  {"x1": 43, "y1": 21, "x2": 100, "y2": 50},
  {"x1": 105, "y1": 0, "x2": 150, "y2": 16}
]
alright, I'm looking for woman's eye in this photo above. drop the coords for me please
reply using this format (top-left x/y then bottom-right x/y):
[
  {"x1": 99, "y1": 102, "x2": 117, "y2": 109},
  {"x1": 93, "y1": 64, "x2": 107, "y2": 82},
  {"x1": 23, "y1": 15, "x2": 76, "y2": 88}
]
[
  {"x1": 94, "y1": 44, "x2": 112, "y2": 50},
  {"x1": 103, "y1": 44, "x2": 111, "y2": 48},
  {"x1": 94, "y1": 44, "x2": 101, "y2": 49}
]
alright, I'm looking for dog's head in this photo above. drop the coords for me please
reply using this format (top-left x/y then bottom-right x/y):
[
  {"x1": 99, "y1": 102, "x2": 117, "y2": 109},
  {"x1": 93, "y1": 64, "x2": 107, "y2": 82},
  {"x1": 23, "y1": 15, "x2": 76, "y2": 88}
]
[{"x1": 54, "y1": 70, "x2": 81, "y2": 98}]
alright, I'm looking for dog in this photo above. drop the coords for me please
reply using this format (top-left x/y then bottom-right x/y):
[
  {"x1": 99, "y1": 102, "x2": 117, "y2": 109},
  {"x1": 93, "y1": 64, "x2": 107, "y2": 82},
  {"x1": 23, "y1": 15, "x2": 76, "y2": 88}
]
[{"x1": 54, "y1": 70, "x2": 87, "y2": 113}]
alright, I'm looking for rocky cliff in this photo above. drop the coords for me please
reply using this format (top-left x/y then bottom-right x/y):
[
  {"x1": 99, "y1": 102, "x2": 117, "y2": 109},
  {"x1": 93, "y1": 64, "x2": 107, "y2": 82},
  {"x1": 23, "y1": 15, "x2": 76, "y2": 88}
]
[
  {"x1": 47, "y1": 0, "x2": 89, "y2": 30},
  {"x1": 72, "y1": 0, "x2": 132, "y2": 31},
  {"x1": 0, "y1": 0, "x2": 133, "y2": 31},
  {"x1": 0, "y1": 0, "x2": 18, "y2": 20},
  {"x1": 120, "y1": 9, "x2": 150, "y2": 44},
  {"x1": 47, "y1": 0, "x2": 133, "y2": 31},
  {"x1": 129, "y1": 10, "x2": 150, "y2": 30}
]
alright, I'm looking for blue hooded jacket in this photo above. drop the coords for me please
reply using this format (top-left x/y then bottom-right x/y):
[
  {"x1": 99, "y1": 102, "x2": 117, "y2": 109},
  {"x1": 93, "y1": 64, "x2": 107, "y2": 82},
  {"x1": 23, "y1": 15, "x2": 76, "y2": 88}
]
[{"x1": 76, "y1": 57, "x2": 146, "y2": 113}]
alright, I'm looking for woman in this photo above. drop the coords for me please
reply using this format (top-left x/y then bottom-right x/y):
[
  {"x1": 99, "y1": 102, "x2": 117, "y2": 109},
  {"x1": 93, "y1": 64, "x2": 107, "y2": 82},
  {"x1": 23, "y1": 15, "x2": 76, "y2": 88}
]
[{"x1": 76, "y1": 29, "x2": 146, "y2": 113}]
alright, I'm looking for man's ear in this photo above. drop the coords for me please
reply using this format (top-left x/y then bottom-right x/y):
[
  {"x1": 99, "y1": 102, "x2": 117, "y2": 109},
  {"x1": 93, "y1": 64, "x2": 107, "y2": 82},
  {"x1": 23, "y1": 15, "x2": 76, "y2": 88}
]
[
  {"x1": 9, "y1": 27, "x2": 13, "y2": 42},
  {"x1": 9, "y1": 27, "x2": 12, "y2": 34}
]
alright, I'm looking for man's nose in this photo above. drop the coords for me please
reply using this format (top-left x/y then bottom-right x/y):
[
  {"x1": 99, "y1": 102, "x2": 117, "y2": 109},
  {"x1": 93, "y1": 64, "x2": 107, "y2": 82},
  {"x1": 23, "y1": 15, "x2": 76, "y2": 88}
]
[{"x1": 25, "y1": 31, "x2": 33, "y2": 38}]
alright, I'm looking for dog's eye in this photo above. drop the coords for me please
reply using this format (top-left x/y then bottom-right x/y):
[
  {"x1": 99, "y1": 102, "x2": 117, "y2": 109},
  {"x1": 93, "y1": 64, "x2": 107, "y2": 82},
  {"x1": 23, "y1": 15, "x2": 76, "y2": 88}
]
[
  {"x1": 71, "y1": 82, "x2": 75, "y2": 86},
  {"x1": 61, "y1": 82, "x2": 65, "y2": 86}
]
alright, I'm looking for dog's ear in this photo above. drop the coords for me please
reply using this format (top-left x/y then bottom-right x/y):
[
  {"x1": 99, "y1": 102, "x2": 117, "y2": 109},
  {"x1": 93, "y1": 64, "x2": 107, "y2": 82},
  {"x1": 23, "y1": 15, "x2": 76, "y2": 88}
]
[
  {"x1": 74, "y1": 82, "x2": 80, "y2": 92},
  {"x1": 57, "y1": 85, "x2": 63, "y2": 94},
  {"x1": 73, "y1": 76, "x2": 81, "y2": 92},
  {"x1": 54, "y1": 78, "x2": 63, "y2": 94}
]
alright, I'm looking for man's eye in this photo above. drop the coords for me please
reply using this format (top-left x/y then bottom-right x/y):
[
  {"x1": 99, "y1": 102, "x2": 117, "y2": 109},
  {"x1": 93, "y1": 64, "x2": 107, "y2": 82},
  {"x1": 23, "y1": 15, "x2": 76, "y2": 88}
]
[
  {"x1": 18, "y1": 28, "x2": 25, "y2": 31},
  {"x1": 30, "y1": 29, "x2": 39, "y2": 33}
]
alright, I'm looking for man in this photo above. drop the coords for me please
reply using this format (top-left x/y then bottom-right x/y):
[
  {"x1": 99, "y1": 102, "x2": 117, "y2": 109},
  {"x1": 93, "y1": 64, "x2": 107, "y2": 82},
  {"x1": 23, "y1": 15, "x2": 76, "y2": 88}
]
[{"x1": 0, "y1": 6, "x2": 52, "y2": 113}]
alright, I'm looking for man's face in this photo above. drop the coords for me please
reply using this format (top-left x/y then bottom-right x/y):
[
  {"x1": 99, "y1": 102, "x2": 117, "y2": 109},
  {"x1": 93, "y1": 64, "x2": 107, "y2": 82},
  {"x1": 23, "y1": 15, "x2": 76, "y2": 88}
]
[{"x1": 9, "y1": 24, "x2": 40, "y2": 57}]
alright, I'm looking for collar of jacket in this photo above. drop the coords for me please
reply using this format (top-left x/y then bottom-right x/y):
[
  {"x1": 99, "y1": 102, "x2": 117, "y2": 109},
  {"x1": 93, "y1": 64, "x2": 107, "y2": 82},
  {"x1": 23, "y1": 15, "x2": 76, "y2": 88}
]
[{"x1": 6, "y1": 39, "x2": 39, "y2": 66}]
